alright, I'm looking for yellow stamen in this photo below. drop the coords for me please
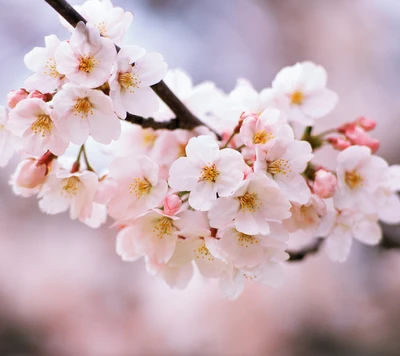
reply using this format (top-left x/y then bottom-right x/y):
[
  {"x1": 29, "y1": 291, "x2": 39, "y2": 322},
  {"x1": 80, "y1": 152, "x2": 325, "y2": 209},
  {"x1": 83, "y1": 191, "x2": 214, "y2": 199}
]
[
  {"x1": 199, "y1": 163, "x2": 220, "y2": 183},
  {"x1": 79, "y1": 54, "x2": 98, "y2": 73},
  {"x1": 43, "y1": 57, "x2": 63, "y2": 79},
  {"x1": 252, "y1": 130, "x2": 274, "y2": 145},
  {"x1": 237, "y1": 232, "x2": 259, "y2": 248},
  {"x1": 238, "y1": 192, "x2": 261, "y2": 212},
  {"x1": 345, "y1": 170, "x2": 364, "y2": 189},
  {"x1": 62, "y1": 176, "x2": 80, "y2": 196},
  {"x1": 194, "y1": 243, "x2": 214, "y2": 261},
  {"x1": 153, "y1": 216, "x2": 174, "y2": 238},
  {"x1": 73, "y1": 97, "x2": 93, "y2": 118},
  {"x1": 129, "y1": 177, "x2": 152, "y2": 198},
  {"x1": 118, "y1": 72, "x2": 141, "y2": 93},
  {"x1": 290, "y1": 91, "x2": 305, "y2": 105},
  {"x1": 267, "y1": 159, "x2": 291, "y2": 176},
  {"x1": 31, "y1": 114, "x2": 53, "y2": 137}
]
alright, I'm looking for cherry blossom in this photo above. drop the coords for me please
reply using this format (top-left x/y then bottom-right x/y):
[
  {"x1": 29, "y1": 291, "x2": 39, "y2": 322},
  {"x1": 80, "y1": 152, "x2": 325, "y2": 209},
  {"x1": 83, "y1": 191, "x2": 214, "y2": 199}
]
[
  {"x1": 208, "y1": 173, "x2": 291, "y2": 235},
  {"x1": 272, "y1": 61, "x2": 338, "y2": 125},
  {"x1": 61, "y1": 0, "x2": 133, "y2": 46},
  {"x1": 254, "y1": 139, "x2": 313, "y2": 204},
  {"x1": 52, "y1": 83, "x2": 121, "y2": 145},
  {"x1": 107, "y1": 155, "x2": 168, "y2": 220},
  {"x1": 24, "y1": 35, "x2": 65, "y2": 93},
  {"x1": 8, "y1": 98, "x2": 68, "y2": 156},
  {"x1": 55, "y1": 22, "x2": 117, "y2": 88},
  {"x1": 169, "y1": 135, "x2": 247, "y2": 211},
  {"x1": 313, "y1": 169, "x2": 337, "y2": 199},
  {"x1": 109, "y1": 46, "x2": 167, "y2": 118}
]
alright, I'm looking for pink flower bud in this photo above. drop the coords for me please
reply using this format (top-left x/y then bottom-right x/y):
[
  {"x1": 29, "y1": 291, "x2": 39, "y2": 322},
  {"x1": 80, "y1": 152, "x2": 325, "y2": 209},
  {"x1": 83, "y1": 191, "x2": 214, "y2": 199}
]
[
  {"x1": 163, "y1": 194, "x2": 182, "y2": 216},
  {"x1": 328, "y1": 136, "x2": 351, "y2": 150},
  {"x1": 7, "y1": 88, "x2": 28, "y2": 109},
  {"x1": 345, "y1": 125, "x2": 370, "y2": 145},
  {"x1": 356, "y1": 116, "x2": 376, "y2": 131},
  {"x1": 313, "y1": 169, "x2": 337, "y2": 199},
  {"x1": 16, "y1": 159, "x2": 47, "y2": 189},
  {"x1": 367, "y1": 139, "x2": 379, "y2": 153},
  {"x1": 27, "y1": 90, "x2": 47, "y2": 101}
]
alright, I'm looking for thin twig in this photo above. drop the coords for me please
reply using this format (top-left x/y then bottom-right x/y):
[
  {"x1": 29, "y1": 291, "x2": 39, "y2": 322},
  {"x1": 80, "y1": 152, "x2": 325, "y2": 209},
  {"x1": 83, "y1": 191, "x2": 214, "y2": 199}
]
[{"x1": 44, "y1": 0, "x2": 209, "y2": 132}]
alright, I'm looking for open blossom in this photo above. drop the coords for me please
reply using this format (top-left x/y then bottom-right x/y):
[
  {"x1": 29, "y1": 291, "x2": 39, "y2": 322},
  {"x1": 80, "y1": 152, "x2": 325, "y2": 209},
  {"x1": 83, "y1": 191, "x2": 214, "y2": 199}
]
[
  {"x1": 107, "y1": 155, "x2": 168, "y2": 220},
  {"x1": 209, "y1": 174, "x2": 291, "y2": 235},
  {"x1": 55, "y1": 22, "x2": 116, "y2": 88},
  {"x1": 52, "y1": 83, "x2": 121, "y2": 145},
  {"x1": 217, "y1": 223, "x2": 288, "y2": 269},
  {"x1": 61, "y1": 0, "x2": 133, "y2": 46},
  {"x1": 324, "y1": 210, "x2": 382, "y2": 262},
  {"x1": 254, "y1": 139, "x2": 313, "y2": 204},
  {"x1": 334, "y1": 146, "x2": 388, "y2": 214},
  {"x1": 24, "y1": 35, "x2": 65, "y2": 93},
  {"x1": 169, "y1": 135, "x2": 246, "y2": 211},
  {"x1": 239, "y1": 108, "x2": 293, "y2": 150},
  {"x1": 272, "y1": 61, "x2": 338, "y2": 125},
  {"x1": 109, "y1": 46, "x2": 167, "y2": 118},
  {"x1": 0, "y1": 106, "x2": 16, "y2": 167},
  {"x1": 38, "y1": 168, "x2": 99, "y2": 223},
  {"x1": 8, "y1": 98, "x2": 68, "y2": 156}
]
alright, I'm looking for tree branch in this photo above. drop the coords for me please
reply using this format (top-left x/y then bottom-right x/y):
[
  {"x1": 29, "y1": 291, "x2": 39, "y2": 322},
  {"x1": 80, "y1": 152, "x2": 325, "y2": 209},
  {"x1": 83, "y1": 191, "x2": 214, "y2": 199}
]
[
  {"x1": 287, "y1": 238, "x2": 324, "y2": 262},
  {"x1": 44, "y1": 0, "x2": 208, "y2": 132}
]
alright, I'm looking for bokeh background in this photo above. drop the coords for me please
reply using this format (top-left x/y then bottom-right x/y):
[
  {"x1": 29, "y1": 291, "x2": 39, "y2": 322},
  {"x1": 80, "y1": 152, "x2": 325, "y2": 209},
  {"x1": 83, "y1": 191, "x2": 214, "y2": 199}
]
[{"x1": 1, "y1": 0, "x2": 400, "y2": 355}]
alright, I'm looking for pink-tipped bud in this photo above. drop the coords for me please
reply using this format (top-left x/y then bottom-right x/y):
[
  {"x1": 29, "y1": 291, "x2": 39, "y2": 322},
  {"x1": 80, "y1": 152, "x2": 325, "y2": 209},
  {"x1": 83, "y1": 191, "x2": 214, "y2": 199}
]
[
  {"x1": 27, "y1": 90, "x2": 47, "y2": 101},
  {"x1": 313, "y1": 169, "x2": 337, "y2": 199},
  {"x1": 356, "y1": 116, "x2": 376, "y2": 131},
  {"x1": 163, "y1": 194, "x2": 182, "y2": 216},
  {"x1": 367, "y1": 139, "x2": 379, "y2": 153},
  {"x1": 16, "y1": 159, "x2": 47, "y2": 189},
  {"x1": 328, "y1": 136, "x2": 351, "y2": 150},
  {"x1": 7, "y1": 88, "x2": 28, "y2": 109}
]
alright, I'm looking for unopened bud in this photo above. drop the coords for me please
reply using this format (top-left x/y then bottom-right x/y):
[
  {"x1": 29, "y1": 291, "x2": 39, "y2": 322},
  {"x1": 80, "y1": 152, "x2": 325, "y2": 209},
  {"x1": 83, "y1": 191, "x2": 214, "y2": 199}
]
[
  {"x1": 16, "y1": 159, "x2": 47, "y2": 189},
  {"x1": 313, "y1": 169, "x2": 337, "y2": 199},
  {"x1": 27, "y1": 90, "x2": 52, "y2": 101},
  {"x1": 356, "y1": 116, "x2": 376, "y2": 131},
  {"x1": 328, "y1": 136, "x2": 351, "y2": 150},
  {"x1": 7, "y1": 89, "x2": 28, "y2": 109},
  {"x1": 163, "y1": 194, "x2": 182, "y2": 216}
]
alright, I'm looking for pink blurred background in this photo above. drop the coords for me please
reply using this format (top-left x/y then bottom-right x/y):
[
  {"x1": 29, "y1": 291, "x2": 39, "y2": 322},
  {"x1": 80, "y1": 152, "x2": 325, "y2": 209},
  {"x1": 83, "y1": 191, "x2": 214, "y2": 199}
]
[{"x1": 1, "y1": 0, "x2": 400, "y2": 355}]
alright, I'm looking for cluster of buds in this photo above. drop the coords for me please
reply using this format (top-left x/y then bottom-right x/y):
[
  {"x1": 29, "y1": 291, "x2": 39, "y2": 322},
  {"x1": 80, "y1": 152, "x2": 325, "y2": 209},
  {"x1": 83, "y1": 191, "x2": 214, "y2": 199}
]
[{"x1": 0, "y1": 0, "x2": 399, "y2": 299}]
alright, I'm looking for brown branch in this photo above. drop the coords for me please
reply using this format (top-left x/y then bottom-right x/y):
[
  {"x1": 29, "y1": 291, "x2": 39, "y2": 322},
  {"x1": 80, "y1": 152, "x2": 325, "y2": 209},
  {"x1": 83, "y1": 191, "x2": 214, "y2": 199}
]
[
  {"x1": 287, "y1": 238, "x2": 324, "y2": 262},
  {"x1": 43, "y1": 0, "x2": 208, "y2": 132}
]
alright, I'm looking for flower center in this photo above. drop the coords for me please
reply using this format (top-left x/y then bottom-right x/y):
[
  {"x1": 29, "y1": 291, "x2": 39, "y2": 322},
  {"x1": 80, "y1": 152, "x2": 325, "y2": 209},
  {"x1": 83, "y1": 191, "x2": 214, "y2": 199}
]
[
  {"x1": 153, "y1": 216, "x2": 174, "y2": 238},
  {"x1": 267, "y1": 159, "x2": 291, "y2": 176},
  {"x1": 252, "y1": 130, "x2": 274, "y2": 145},
  {"x1": 199, "y1": 163, "x2": 220, "y2": 183},
  {"x1": 290, "y1": 90, "x2": 305, "y2": 105},
  {"x1": 237, "y1": 232, "x2": 259, "y2": 248},
  {"x1": 79, "y1": 54, "x2": 99, "y2": 73},
  {"x1": 345, "y1": 170, "x2": 364, "y2": 189},
  {"x1": 129, "y1": 177, "x2": 152, "y2": 198},
  {"x1": 62, "y1": 176, "x2": 80, "y2": 196},
  {"x1": 95, "y1": 21, "x2": 107, "y2": 37},
  {"x1": 31, "y1": 114, "x2": 53, "y2": 137},
  {"x1": 44, "y1": 58, "x2": 63, "y2": 79},
  {"x1": 194, "y1": 243, "x2": 214, "y2": 261},
  {"x1": 118, "y1": 72, "x2": 141, "y2": 92},
  {"x1": 73, "y1": 97, "x2": 93, "y2": 118},
  {"x1": 143, "y1": 130, "x2": 157, "y2": 146},
  {"x1": 238, "y1": 192, "x2": 261, "y2": 212}
]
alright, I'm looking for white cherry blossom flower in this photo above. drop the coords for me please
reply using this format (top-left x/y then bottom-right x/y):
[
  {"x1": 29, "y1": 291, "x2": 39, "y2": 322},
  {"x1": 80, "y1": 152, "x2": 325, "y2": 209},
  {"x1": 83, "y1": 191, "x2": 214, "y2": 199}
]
[
  {"x1": 38, "y1": 168, "x2": 99, "y2": 223},
  {"x1": 24, "y1": 35, "x2": 66, "y2": 93},
  {"x1": 254, "y1": 139, "x2": 313, "y2": 204},
  {"x1": 208, "y1": 174, "x2": 291, "y2": 235},
  {"x1": 324, "y1": 210, "x2": 382, "y2": 262},
  {"x1": 109, "y1": 46, "x2": 167, "y2": 118},
  {"x1": 168, "y1": 135, "x2": 247, "y2": 211},
  {"x1": 240, "y1": 108, "x2": 293, "y2": 150},
  {"x1": 334, "y1": 146, "x2": 388, "y2": 214},
  {"x1": 52, "y1": 83, "x2": 121, "y2": 145},
  {"x1": 107, "y1": 155, "x2": 168, "y2": 220},
  {"x1": 8, "y1": 98, "x2": 68, "y2": 156},
  {"x1": 376, "y1": 165, "x2": 400, "y2": 224},
  {"x1": 272, "y1": 61, "x2": 338, "y2": 125},
  {"x1": 61, "y1": 0, "x2": 133, "y2": 46},
  {"x1": 55, "y1": 22, "x2": 116, "y2": 88}
]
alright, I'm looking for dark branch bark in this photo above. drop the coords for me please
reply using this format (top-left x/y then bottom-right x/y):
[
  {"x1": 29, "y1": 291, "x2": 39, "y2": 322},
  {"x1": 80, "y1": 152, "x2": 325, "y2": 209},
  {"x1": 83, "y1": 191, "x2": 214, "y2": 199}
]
[
  {"x1": 44, "y1": 0, "x2": 208, "y2": 132},
  {"x1": 287, "y1": 238, "x2": 324, "y2": 262}
]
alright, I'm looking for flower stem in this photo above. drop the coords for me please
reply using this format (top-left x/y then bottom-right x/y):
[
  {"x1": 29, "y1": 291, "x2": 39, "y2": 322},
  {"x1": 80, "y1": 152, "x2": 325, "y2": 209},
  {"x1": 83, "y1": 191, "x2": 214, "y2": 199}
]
[{"x1": 222, "y1": 131, "x2": 237, "y2": 148}]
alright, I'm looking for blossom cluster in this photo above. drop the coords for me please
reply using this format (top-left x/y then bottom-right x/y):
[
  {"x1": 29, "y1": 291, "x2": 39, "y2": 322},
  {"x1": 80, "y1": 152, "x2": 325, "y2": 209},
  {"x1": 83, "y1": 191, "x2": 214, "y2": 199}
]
[{"x1": 1, "y1": 0, "x2": 399, "y2": 299}]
